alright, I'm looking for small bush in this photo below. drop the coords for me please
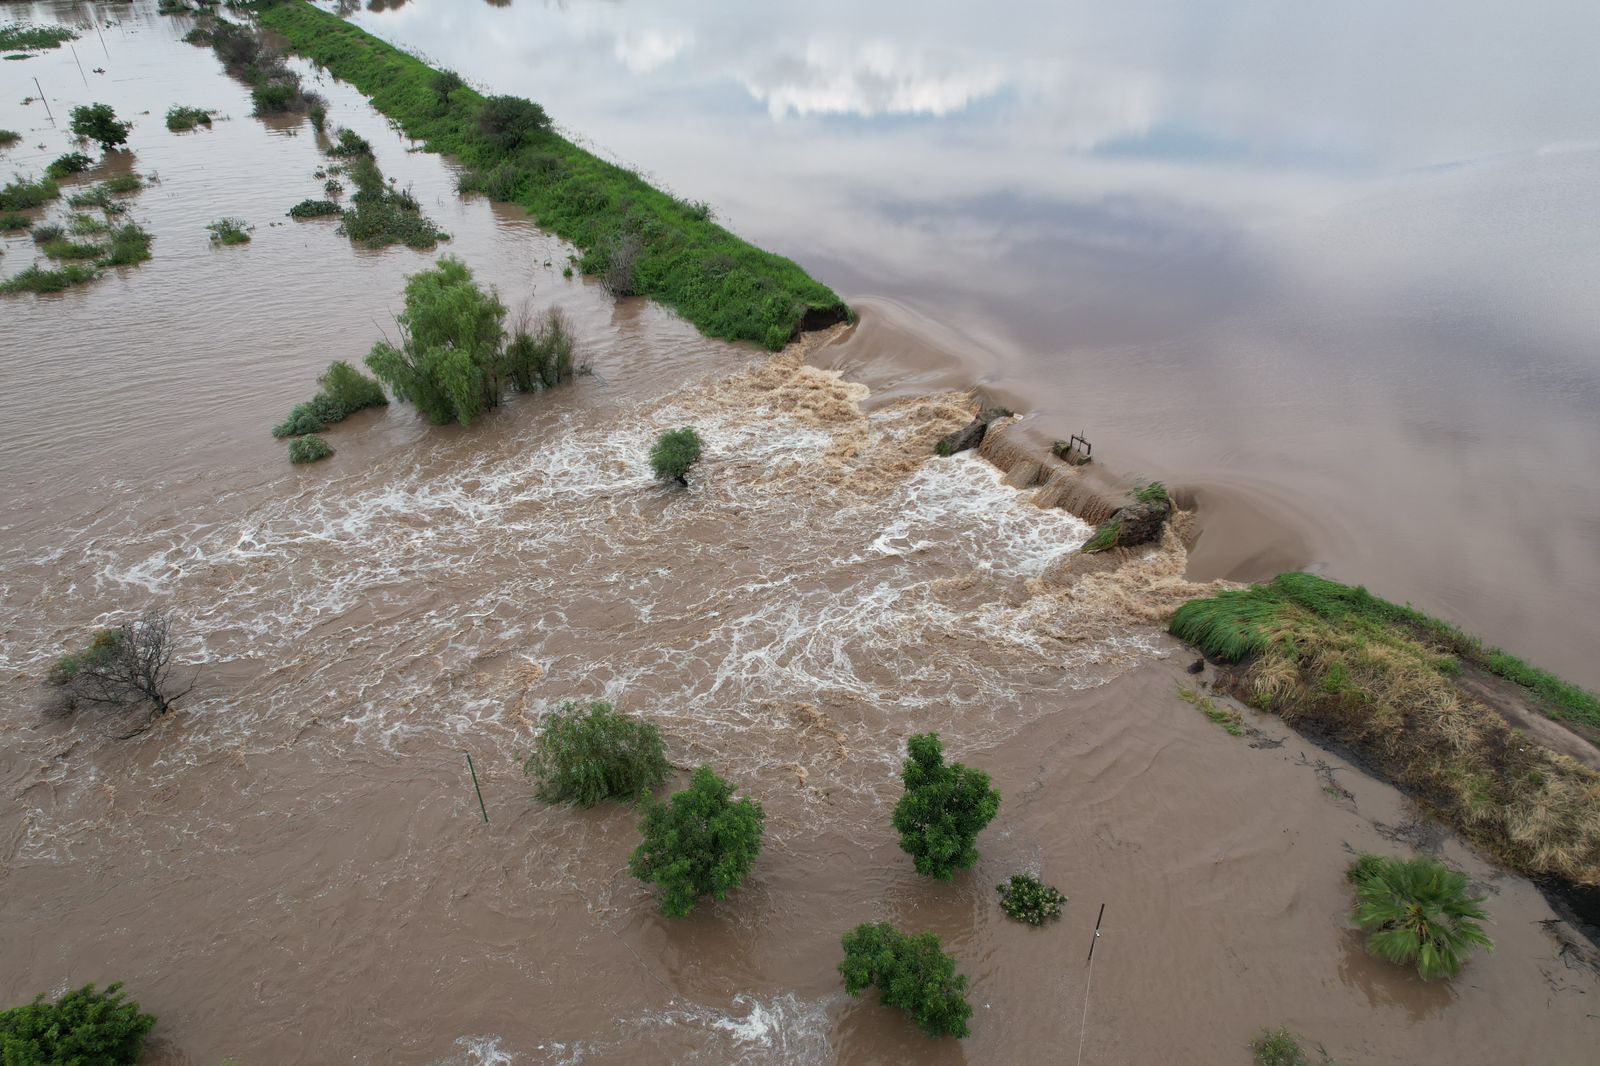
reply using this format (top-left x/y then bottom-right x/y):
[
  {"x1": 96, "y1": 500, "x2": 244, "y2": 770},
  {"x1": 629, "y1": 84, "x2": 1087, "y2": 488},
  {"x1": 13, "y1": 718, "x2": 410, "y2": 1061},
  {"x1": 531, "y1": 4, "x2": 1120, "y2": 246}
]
[
  {"x1": 289, "y1": 434, "x2": 333, "y2": 464},
  {"x1": 102, "y1": 173, "x2": 142, "y2": 195},
  {"x1": 1134, "y1": 480, "x2": 1170, "y2": 506},
  {"x1": 45, "y1": 152, "x2": 93, "y2": 179},
  {"x1": 0, "y1": 263, "x2": 98, "y2": 294},
  {"x1": 839, "y1": 923, "x2": 972, "y2": 1038},
  {"x1": 1348, "y1": 853, "x2": 1492, "y2": 980},
  {"x1": 893, "y1": 732, "x2": 1001, "y2": 880},
  {"x1": 505, "y1": 307, "x2": 577, "y2": 392},
  {"x1": 323, "y1": 178, "x2": 344, "y2": 196},
  {"x1": 40, "y1": 236, "x2": 103, "y2": 260},
  {"x1": 318, "y1": 360, "x2": 387, "y2": 412},
  {"x1": 629, "y1": 765, "x2": 764, "y2": 917},
  {"x1": 207, "y1": 217, "x2": 252, "y2": 245},
  {"x1": 476, "y1": 95, "x2": 549, "y2": 152},
  {"x1": 66, "y1": 185, "x2": 122, "y2": 213},
  {"x1": 326, "y1": 127, "x2": 373, "y2": 158},
  {"x1": 306, "y1": 93, "x2": 328, "y2": 134},
  {"x1": 1080, "y1": 518, "x2": 1122, "y2": 554},
  {"x1": 69, "y1": 103, "x2": 132, "y2": 150},
  {"x1": 649, "y1": 427, "x2": 703, "y2": 486},
  {"x1": 0, "y1": 210, "x2": 32, "y2": 230},
  {"x1": 288, "y1": 198, "x2": 342, "y2": 219},
  {"x1": 165, "y1": 105, "x2": 214, "y2": 131},
  {"x1": 1251, "y1": 1027, "x2": 1309, "y2": 1066},
  {"x1": 271, "y1": 404, "x2": 325, "y2": 438},
  {"x1": 30, "y1": 223, "x2": 64, "y2": 245},
  {"x1": 338, "y1": 193, "x2": 446, "y2": 250},
  {"x1": 0, "y1": 129, "x2": 20, "y2": 148},
  {"x1": 0, "y1": 982, "x2": 156, "y2": 1065},
  {"x1": 523, "y1": 700, "x2": 669, "y2": 807},
  {"x1": 996, "y1": 872, "x2": 1067, "y2": 925},
  {"x1": 600, "y1": 230, "x2": 641, "y2": 298},
  {"x1": 0, "y1": 175, "x2": 60, "y2": 211},
  {"x1": 99, "y1": 222, "x2": 152, "y2": 266},
  {"x1": 251, "y1": 81, "x2": 302, "y2": 116}
]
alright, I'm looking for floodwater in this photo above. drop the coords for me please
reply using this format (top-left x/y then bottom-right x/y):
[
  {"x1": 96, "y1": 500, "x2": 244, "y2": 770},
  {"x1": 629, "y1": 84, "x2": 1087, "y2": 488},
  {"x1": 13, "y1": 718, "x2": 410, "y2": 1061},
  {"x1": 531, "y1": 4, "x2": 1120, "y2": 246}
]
[{"x1": 0, "y1": 3, "x2": 1596, "y2": 1064}]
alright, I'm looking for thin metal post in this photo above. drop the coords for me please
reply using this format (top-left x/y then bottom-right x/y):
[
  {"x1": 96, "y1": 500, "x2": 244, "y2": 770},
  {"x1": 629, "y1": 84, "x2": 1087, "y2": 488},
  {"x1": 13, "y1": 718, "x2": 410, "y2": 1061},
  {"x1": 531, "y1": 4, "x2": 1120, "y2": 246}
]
[
  {"x1": 95, "y1": 22, "x2": 110, "y2": 60},
  {"x1": 70, "y1": 44, "x2": 88, "y2": 87},
  {"x1": 465, "y1": 752, "x2": 488, "y2": 823},
  {"x1": 33, "y1": 78, "x2": 53, "y2": 123},
  {"x1": 1086, "y1": 902, "x2": 1105, "y2": 962}
]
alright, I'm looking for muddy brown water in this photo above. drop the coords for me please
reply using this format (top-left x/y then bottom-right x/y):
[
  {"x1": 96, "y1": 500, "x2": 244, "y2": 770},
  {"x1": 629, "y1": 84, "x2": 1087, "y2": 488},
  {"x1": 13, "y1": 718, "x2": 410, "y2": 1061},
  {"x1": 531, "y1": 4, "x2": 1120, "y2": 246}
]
[{"x1": 1, "y1": 4, "x2": 1597, "y2": 1064}]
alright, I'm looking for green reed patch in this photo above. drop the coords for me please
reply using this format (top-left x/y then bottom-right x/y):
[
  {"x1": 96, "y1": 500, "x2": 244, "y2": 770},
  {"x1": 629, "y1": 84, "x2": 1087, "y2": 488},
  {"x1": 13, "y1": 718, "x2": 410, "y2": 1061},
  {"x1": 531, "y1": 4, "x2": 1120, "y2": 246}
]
[
  {"x1": 287, "y1": 198, "x2": 341, "y2": 219},
  {"x1": 207, "y1": 217, "x2": 252, "y2": 245},
  {"x1": 0, "y1": 130, "x2": 22, "y2": 148},
  {"x1": 0, "y1": 24, "x2": 78, "y2": 52},
  {"x1": 0, "y1": 175, "x2": 59, "y2": 211},
  {"x1": 288, "y1": 434, "x2": 333, "y2": 463},
  {"x1": 165, "y1": 105, "x2": 215, "y2": 131},
  {"x1": 44, "y1": 152, "x2": 92, "y2": 180},
  {"x1": 0, "y1": 262, "x2": 98, "y2": 294}
]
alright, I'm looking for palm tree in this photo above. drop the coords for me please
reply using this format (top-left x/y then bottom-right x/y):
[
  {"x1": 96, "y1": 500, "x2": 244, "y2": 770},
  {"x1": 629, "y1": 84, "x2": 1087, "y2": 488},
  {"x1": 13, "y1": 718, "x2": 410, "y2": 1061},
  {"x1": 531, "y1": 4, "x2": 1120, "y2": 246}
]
[{"x1": 1349, "y1": 854, "x2": 1493, "y2": 979}]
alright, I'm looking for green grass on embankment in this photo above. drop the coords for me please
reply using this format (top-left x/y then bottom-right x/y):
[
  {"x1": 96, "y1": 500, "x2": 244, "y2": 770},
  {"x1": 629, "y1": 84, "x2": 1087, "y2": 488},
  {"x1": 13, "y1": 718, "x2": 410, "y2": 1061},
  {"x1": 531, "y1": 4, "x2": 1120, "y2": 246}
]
[
  {"x1": 1170, "y1": 573, "x2": 1600, "y2": 887},
  {"x1": 1172, "y1": 572, "x2": 1600, "y2": 731},
  {"x1": 255, "y1": 0, "x2": 850, "y2": 350}
]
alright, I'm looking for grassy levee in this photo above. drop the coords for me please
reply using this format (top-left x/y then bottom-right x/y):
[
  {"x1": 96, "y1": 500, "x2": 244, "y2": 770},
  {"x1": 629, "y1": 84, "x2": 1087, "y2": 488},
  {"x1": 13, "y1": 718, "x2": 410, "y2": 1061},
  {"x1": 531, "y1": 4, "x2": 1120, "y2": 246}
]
[
  {"x1": 255, "y1": 0, "x2": 850, "y2": 350},
  {"x1": 1171, "y1": 573, "x2": 1600, "y2": 889}
]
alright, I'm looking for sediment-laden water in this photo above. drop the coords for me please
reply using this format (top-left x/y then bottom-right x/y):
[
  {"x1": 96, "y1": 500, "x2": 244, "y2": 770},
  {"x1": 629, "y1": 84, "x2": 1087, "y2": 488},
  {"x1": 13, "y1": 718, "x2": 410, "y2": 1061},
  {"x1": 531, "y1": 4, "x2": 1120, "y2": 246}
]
[{"x1": 1, "y1": 4, "x2": 1597, "y2": 1064}]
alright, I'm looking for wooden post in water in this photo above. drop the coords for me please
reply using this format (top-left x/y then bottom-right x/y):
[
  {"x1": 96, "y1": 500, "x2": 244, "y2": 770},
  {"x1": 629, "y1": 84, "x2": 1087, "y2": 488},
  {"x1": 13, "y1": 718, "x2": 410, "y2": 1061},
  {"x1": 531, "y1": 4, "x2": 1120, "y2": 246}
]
[{"x1": 466, "y1": 752, "x2": 488, "y2": 823}]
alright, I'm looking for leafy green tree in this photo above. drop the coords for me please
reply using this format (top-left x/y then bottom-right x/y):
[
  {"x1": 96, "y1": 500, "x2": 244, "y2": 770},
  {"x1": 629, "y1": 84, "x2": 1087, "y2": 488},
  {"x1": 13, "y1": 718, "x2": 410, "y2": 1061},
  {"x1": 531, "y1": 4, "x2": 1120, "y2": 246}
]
[
  {"x1": 366, "y1": 257, "x2": 508, "y2": 425},
  {"x1": 0, "y1": 982, "x2": 156, "y2": 1065},
  {"x1": 649, "y1": 427, "x2": 703, "y2": 486},
  {"x1": 523, "y1": 700, "x2": 669, "y2": 807},
  {"x1": 628, "y1": 765, "x2": 764, "y2": 917},
  {"x1": 996, "y1": 872, "x2": 1066, "y2": 925},
  {"x1": 892, "y1": 732, "x2": 1000, "y2": 879},
  {"x1": 1348, "y1": 853, "x2": 1492, "y2": 979},
  {"x1": 69, "y1": 103, "x2": 132, "y2": 151},
  {"x1": 476, "y1": 95, "x2": 550, "y2": 152},
  {"x1": 432, "y1": 70, "x2": 465, "y2": 109},
  {"x1": 839, "y1": 923, "x2": 972, "y2": 1038}
]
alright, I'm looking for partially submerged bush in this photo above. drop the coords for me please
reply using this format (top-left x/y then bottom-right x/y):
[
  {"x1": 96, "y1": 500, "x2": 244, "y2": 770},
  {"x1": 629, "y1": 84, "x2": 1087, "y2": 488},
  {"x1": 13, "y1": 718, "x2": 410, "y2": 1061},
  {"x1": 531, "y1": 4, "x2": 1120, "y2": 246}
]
[
  {"x1": 326, "y1": 127, "x2": 373, "y2": 158},
  {"x1": 996, "y1": 872, "x2": 1066, "y2": 925},
  {"x1": 50, "y1": 610, "x2": 195, "y2": 719},
  {"x1": 1348, "y1": 853, "x2": 1491, "y2": 980},
  {"x1": 207, "y1": 217, "x2": 252, "y2": 245},
  {"x1": 0, "y1": 210, "x2": 32, "y2": 230},
  {"x1": 318, "y1": 360, "x2": 387, "y2": 413},
  {"x1": 366, "y1": 256, "x2": 507, "y2": 425},
  {"x1": 505, "y1": 307, "x2": 577, "y2": 392},
  {"x1": 288, "y1": 198, "x2": 341, "y2": 219},
  {"x1": 165, "y1": 105, "x2": 214, "y2": 131},
  {"x1": 649, "y1": 427, "x2": 703, "y2": 486},
  {"x1": 0, "y1": 263, "x2": 98, "y2": 295},
  {"x1": 100, "y1": 222, "x2": 153, "y2": 267},
  {"x1": 102, "y1": 173, "x2": 142, "y2": 195},
  {"x1": 1251, "y1": 1027, "x2": 1310, "y2": 1066},
  {"x1": 599, "y1": 230, "x2": 642, "y2": 299},
  {"x1": 69, "y1": 103, "x2": 132, "y2": 151},
  {"x1": 523, "y1": 700, "x2": 669, "y2": 807},
  {"x1": 289, "y1": 434, "x2": 334, "y2": 464},
  {"x1": 628, "y1": 765, "x2": 764, "y2": 917},
  {"x1": 892, "y1": 732, "x2": 1000, "y2": 880},
  {"x1": 0, "y1": 175, "x2": 60, "y2": 211},
  {"x1": 0, "y1": 24, "x2": 78, "y2": 53},
  {"x1": 839, "y1": 923, "x2": 972, "y2": 1038},
  {"x1": 0, "y1": 129, "x2": 20, "y2": 148},
  {"x1": 45, "y1": 151, "x2": 93, "y2": 179},
  {"x1": 0, "y1": 982, "x2": 156, "y2": 1065}
]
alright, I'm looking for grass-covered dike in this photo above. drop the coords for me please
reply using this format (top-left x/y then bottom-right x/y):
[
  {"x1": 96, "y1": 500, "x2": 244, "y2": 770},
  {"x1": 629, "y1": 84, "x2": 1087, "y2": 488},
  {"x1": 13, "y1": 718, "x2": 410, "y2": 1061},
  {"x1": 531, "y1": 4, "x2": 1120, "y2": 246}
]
[
  {"x1": 1171, "y1": 573, "x2": 1600, "y2": 895},
  {"x1": 254, "y1": 0, "x2": 849, "y2": 349}
]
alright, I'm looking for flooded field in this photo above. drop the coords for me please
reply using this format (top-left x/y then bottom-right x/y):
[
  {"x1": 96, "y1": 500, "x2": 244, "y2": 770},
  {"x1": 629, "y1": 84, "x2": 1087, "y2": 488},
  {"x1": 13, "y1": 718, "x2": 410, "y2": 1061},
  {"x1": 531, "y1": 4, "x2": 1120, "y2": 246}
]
[{"x1": 1, "y1": 3, "x2": 1597, "y2": 1064}]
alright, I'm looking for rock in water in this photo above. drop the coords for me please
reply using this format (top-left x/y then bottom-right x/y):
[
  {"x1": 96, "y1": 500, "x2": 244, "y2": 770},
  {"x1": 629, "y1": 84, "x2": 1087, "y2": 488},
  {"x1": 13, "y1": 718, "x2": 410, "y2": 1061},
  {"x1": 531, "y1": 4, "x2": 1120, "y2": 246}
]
[{"x1": 935, "y1": 406, "x2": 1012, "y2": 456}]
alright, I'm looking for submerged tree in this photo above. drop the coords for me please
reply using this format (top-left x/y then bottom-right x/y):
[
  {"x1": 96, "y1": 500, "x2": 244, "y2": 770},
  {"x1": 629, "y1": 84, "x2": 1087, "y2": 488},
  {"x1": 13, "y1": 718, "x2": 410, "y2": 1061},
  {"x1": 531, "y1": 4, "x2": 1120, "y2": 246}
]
[
  {"x1": 839, "y1": 923, "x2": 972, "y2": 1038},
  {"x1": 0, "y1": 982, "x2": 156, "y2": 1065},
  {"x1": 628, "y1": 765, "x2": 764, "y2": 917},
  {"x1": 649, "y1": 427, "x2": 703, "y2": 487},
  {"x1": 69, "y1": 103, "x2": 131, "y2": 151},
  {"x1": 50, "y1": 610, "x2": 196, "y2": 723},
  {"x1": 892, "y1": 732, "x2": 1000, "y2": 880},
  {"x1": 1348, "y1": 853, "x2": 1492, "y2": 980},
  {"x1": 523, "y1": 700, "x2": 669, "y2": 808},
  {"x1": 366, "y1": 256, "x2": 508, "y2": 425}
]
